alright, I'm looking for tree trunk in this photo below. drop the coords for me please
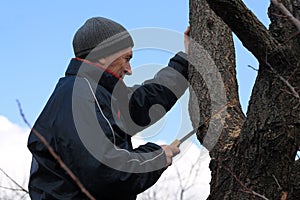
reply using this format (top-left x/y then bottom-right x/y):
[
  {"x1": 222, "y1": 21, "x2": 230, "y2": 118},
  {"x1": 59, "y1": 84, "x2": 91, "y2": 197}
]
[{"x1": 189, "y1": 0, "x2": 300, "y2": 199}]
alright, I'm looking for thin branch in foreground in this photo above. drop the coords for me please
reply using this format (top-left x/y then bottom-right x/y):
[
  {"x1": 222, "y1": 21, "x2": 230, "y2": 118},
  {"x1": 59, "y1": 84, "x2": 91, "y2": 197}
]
[
  {"x1": 0, "y1": 168, "x2": 28, "y2": 193},
  {"x1": 19, "y1": 192, "x2": 28, "y2": 200},
  {"x1": 0, "y1": 185, "x2": 27, "y2": 192},
  {"x1": 16, "y1": 100, "x2": 96, "y2": 200},
  {"x1": 224, "y1": 166, "x2": 269, "y2": 200}
]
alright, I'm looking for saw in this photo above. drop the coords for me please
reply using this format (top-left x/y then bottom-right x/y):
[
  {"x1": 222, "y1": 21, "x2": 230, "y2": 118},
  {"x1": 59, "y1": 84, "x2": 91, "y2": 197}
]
[{"x1": 170, "y1": 123, "x2": 205, "y2": 147}]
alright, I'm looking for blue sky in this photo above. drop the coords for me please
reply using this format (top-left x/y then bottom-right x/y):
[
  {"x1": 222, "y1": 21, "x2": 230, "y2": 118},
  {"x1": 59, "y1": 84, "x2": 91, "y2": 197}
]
[{"x1": 0, "y1": 0, "x2": 270, "y2": 136}]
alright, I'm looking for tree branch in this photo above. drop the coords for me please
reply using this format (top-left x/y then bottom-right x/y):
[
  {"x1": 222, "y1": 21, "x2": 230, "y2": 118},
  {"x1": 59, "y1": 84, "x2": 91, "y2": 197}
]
[
  {"x1": 247, "y1": 65, "x2": 259, "y2": 72},
  {"x1": 224, "y1": 166, "x2": 269, "y2": 200},
  {"x1": 0, "y1": 185, "x2": 26, "y2": 192},
  {"x1": 0, "y1": 168, "x2": 28, "y2": 193},
  {"x1": 271, "y1": 0, "x2": 300, "y2": 32},
  {"x1": 264, "y1": 52, "x2": 300, "y2": 101},
  {"x1": 205, "y1": 0, "x2": 288, "y2": 67},
  {"x1": 16, "y1": 100, "x2": 96, "y2": 200}
]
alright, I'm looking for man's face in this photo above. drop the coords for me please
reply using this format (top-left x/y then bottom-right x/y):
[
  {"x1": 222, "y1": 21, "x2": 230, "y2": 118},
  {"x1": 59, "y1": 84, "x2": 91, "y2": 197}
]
[{"x1": 105, "y1": 47, "x2": 133, "y2": 79}]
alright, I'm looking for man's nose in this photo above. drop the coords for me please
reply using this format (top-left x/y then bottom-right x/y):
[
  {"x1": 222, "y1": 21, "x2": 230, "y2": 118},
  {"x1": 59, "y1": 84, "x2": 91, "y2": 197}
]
[{"x1": 125, "y1": 63, "x2": 132, "y2": 75}]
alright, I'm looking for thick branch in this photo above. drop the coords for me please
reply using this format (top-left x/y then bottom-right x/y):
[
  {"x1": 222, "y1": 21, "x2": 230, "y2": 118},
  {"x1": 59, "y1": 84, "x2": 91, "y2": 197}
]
[
  {"x1": 206, "y1": 0, "x2": 289, "y2": 67},
  {"x1": 189, "y1": 0, "x2": 245, "y2": 151}
]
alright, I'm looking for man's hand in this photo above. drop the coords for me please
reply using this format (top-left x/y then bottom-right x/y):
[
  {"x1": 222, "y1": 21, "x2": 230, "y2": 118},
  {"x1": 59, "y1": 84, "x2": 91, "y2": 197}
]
[
  {"x1": 160, "y1": 144, "x2": 180, "y2": 167},
  {"x1": 184, "y1": 26, "x2": 190, "y2": 53}
]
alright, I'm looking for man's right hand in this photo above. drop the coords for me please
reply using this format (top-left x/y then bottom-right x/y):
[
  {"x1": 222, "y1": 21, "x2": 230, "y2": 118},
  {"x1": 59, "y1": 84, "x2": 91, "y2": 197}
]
[{"x1": 160, "y1": 144, "x2": 180, "y2": 167}]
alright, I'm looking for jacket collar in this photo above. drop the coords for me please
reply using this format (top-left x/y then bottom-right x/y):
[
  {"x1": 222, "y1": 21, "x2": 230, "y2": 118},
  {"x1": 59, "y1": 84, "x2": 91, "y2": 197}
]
[{"x1": 65, "y1": 58, "x2": 126, "y2": 94}]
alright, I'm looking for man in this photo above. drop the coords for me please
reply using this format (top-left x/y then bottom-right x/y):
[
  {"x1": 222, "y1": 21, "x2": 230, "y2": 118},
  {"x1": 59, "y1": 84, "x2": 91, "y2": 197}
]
[{"x1": 28, "y1": 17, "x2": 190, "y2": 199}]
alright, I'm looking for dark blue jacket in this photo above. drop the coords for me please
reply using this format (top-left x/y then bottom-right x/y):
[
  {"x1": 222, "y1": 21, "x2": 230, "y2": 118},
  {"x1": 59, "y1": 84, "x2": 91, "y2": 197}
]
[{"x1": 28, "y1": 52, "x2": 188, "y2": 200}]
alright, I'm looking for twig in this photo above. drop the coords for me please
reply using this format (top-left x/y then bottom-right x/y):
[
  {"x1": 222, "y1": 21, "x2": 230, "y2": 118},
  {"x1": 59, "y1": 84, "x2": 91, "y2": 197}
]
[
  {"x1": 0, "y1": 185, "x2": 26, "y2": 192},
  {"x1": 264, "y1": 48, "x2": 300, "y2": 102},
  {"x1": 284, "y1": 31, "x2": 300, "y2": 43},
  {"x1": 19, "y1": 192, "x2": 28, "y2": 200},
  {"x1": 271, "y1": 0, "x2": 300, "y2": 32},
  {"x1": 188, "y1": 154, "x2": 203, "y2": 189},
  {"x1": 173, "y1": 165, "x2": 185, "y2": 199},
  {"x1": 272, "y1": 174, "x2": 282, "y2": 190},
  {"x1": 270, "y1": 1, "x2": 300, "y2": 43},
  {"x1": 270, "y1": 13, "x2": 289, "y2": 19},
  {"x1": 224, "y1": 166, "x2": 269, "y2": 200},
  {"x1": 247, "y1": 65, "x2": 259, "y2": 71},
  {"x1": 266, "y1": 61, "x2": 300, "y2": 101},
  {"x1": 0, "y1": 168, "x2": 28, "y2": 193},
  {"x1": 16, "y1": 100, "x2": 96, "y2": 200},
  {"x1": 243, "y1": 190, "x2": 270, "y2": 200}
]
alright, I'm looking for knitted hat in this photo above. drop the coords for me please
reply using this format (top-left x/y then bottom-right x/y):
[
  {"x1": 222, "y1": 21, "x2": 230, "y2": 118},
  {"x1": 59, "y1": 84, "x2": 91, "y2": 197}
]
[{"x1": 73, "y1": 17, "x2": 134, "y2": 59}]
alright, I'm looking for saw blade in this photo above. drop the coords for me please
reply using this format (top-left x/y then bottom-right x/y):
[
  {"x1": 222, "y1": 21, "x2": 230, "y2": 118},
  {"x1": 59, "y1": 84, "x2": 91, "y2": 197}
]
[{"x1": 178, "y1": 123, "x2": 205, "y2": 144}]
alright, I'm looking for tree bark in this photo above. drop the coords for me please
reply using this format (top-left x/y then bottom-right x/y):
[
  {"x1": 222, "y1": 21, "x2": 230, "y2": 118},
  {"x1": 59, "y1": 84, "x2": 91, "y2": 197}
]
[{"x1": 189, "y1": 0, "x2": 300, "y2": 199}]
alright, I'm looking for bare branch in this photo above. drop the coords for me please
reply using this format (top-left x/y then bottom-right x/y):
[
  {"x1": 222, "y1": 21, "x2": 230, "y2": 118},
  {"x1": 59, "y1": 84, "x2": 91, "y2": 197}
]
[
  {"x1": 224, "y1": 167, "x2": 269, "y2": 200},
  {"x1": 188, "y1": 155, "x2": 202, "y2": 188},
  {"x1": 0, "y1": 168, "x2": 28, "y2": 193},
  {"x1": 16, "y1": 100, "x2": 96, "y2": 200},
  {"x1": 283, "y1": 31, "x2": 300, "y2": 43},
  {"x1": 0, "y1": 185, "x2": 26, "y2": 192},
  {"x1": 173, "y1": 165, "x2": 184, "y2": 199},
  {"x1": 247, "y1": 65, "x2": 259, "y2": 72},
  {"x1": 272, "y1": 174, "x2": 282, "y2": 190},
  {"x1": 271, "y1": 0, "x2": 300, "y2": 32},
  {"x1": 206, "y1": 0, "x2": 283, "y2": 65},
  {"x1": 19, "y1": 192, "x2": 28, "y2": 200},
  {"x1": 243, "y1": 190, "x2": 270, "y2": 200},
  {"x1": 264, "y1": 55, "x2": 300, "y2": 101}
]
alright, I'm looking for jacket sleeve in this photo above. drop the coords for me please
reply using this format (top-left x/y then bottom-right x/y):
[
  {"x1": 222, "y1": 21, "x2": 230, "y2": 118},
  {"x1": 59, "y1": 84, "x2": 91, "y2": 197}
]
[
  {"x1": 127, "y1": 51, "x2": 188, "y2": 133},
  {"x1": 28, "y1": 77, "x2": 169, "y2": 199},
  {"x1": 65, "y1": 78, "x2": 169, "y2": 198}
]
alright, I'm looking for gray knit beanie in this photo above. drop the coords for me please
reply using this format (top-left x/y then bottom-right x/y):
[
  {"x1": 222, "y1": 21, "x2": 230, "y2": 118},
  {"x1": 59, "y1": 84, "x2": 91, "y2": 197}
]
[{"x1": 73, "y1": 17, "x2": 134, "y2": 59}]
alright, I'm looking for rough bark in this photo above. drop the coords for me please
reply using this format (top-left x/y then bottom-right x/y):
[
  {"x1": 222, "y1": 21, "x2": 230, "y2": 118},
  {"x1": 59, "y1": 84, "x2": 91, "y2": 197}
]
[
  {"x1": 188, "y1": 0, "x2": 246, "y2": 143},
  {"x1": 289, "y1": 159, "x2": 300, "y2": 199},
  {"x1": 189, "y1": 0, "x2": 300, "y2": 199},
  {"x1": 188, "y1": 0, "x2": 246, "y2": 197}
]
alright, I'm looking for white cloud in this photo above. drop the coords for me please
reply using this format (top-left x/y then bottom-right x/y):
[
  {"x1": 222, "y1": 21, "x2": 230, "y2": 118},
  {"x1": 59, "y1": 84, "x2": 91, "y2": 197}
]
[{"x1": 0, "y1": 115, "x2": 31, "y2": 199}]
